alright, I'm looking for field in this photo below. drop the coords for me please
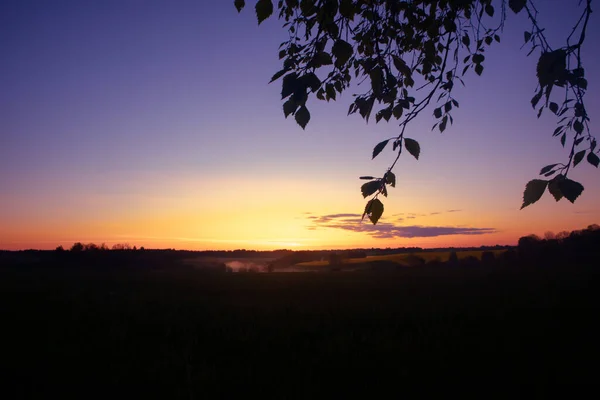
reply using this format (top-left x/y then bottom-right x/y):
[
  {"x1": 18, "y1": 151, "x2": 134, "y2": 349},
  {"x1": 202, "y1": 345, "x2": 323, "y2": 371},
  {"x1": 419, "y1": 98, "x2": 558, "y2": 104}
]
[
  {"x1": 1, "y1": 262, "x2": 598, "y2": 398},
  {"x1": 295, "y1": 249, "x2": 507, "y2": 268}
]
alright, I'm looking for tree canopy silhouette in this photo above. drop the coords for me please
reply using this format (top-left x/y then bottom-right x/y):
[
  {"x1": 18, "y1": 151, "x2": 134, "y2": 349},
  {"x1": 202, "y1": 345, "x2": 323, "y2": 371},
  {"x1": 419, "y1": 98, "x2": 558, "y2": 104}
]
[{"x1": 235, "y1": 0, "x2": 596, "y2": 223}]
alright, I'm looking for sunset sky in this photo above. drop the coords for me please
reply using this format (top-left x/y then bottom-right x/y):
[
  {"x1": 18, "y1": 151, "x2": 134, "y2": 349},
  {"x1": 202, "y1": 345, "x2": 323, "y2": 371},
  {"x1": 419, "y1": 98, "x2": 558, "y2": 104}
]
[{"x1": 1, "y1": 0, "x2": 599, "y2": 251}]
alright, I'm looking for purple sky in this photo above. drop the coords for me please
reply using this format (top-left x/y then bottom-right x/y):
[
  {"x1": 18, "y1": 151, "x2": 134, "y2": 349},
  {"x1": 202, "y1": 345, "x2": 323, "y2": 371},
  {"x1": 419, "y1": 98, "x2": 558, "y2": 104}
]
[{"x1": 1, "y1": 1, "x2": 599, "y2": 250}]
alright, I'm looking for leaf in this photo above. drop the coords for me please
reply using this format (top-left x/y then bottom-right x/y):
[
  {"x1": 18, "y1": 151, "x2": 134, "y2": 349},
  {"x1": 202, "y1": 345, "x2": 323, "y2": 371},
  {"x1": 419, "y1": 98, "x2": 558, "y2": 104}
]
[
  {"x1": 385, "y1": 171, "x2": 396, "y2": 188},
  {"x1": 392, "y1": 56, "x2": 411, "y2": 76},
  {"x1": 537, "y1": 50, "x2": 567, "y2": 88},
  {"x1": 294, "y1": 105, "x2": 310, "y2": 129},
  {"x1": 521, "y1": 179, "x2": 548, "y2": 209},
  {"x1": 472, "y1": 54, "x2": 485, "y2": 64},
  {"x1": 361, "y1": 180, "x2": 381, "y2": 198},
  {"x1": 509, "y1": 0, "x2": 526, "y2": 14},
  {"x1": 548, "y1": 175, "x2": 564, "y2": 201},
  {"x1": 301, "y1": 72, "x2": 321, "y2": 92},
  {"x1": 433, "y1": 107, "x2": 442, "y2": 118},
  {"x1": 485, "y1": 4, "x2": 494, "y2": 17},
  {"x1": 524, "y1": 31, "x2": 532, "y2": 43},
  {"x1": 573, "y1": 150, "x2": 585, "y2": 167},
  {"x1": 281, "y1": 73, "x2": 298, "y2": 99},
  {"x1": 531, "y1": 90, "x2": 543, "y2": 109},
  {"x1": 372, "y1": 140, "x2": 389, "y2": 159},
  {"x1": 558, "y1": 178, "x2": 584, "y2": 203},
  {"x1": 270, "y1": 69, "x2": 288, "y2": 83},
  {"x1": 475, "y1": 64, "x2": 484, "y2": 76},
  {"x1": 283, "y1": 98, "x2": 296, "y2": 118},
  {"x1": 255, "y1": 0, "x2": 273, "y2": 25},
  {"x1": 392, "y1": 104, "x2": 403, "y2": 119},
  {"x1": 588, "y1": 152, "x2": 600, "y2": 168},
  {"x1": 560, "y1": 133, "x2": 566, "y2": 147},
  {"x1": 539, "y1": 164, "x2": 559, "y2": 175},
  {"x1": 359, "y1": 176, "x2": 375, "y2": 180},
  {"x1": 549, "y1": 102, "x2": 558, "y2": 114},
  {"x1": 363, "y1": 198, "x2": 384, "y2": 225},
  {"x1": 332, "y1": 39, "x2": 353, "y2": 68},
  {"x1": 234, "y1": 0, "x2": 245, "y2": 12},
  {"x1": 404, "y1": 138, "x2": 420, "y2": 160},
  {"x1": 574, "y1": 120, "x2": 584, "y2": 134}
]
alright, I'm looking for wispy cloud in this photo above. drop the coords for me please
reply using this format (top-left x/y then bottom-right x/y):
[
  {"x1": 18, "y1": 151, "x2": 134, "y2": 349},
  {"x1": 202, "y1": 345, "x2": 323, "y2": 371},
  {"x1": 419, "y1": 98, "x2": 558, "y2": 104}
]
[{"x1": 306, "y1": 213, "x2": 496, "y2": 239}]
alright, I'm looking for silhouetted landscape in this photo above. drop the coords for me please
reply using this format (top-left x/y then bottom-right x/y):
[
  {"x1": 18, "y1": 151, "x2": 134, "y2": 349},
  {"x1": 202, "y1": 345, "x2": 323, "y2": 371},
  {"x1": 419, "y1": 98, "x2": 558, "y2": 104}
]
[{"x1": 1, "y1": 225, "x2": 599, "y2": 398}]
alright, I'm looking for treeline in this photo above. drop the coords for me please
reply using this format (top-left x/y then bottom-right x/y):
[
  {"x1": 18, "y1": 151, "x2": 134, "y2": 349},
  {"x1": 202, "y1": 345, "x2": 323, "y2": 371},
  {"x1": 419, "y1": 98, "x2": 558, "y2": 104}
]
[{"x1": 517, "y1": 224, "x2": 600, "y2": 267}]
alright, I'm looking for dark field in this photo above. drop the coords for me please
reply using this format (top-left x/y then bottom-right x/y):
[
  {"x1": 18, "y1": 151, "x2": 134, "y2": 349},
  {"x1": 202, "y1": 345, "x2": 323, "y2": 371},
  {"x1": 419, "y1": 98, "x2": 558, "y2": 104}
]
[{"x1": 1, "y1": 264, "x2": 599, "y2": 398}]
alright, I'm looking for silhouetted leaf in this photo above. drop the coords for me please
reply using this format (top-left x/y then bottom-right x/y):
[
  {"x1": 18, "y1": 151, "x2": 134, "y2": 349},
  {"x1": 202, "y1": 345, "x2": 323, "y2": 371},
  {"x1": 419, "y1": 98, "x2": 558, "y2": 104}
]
[
  {"x1": 361, "y1": 180, "x2": 381, "y2": 198},
  {"x1": 549, "y1": 102, "x2": 558, "y2": 114},
  {"x1": 574, "y1": 120, "x2": 584, "y2": 134},
  {"x1": 255, "y1": 0, "x2": 273, "y2": 25},
  {"x1": 302, "y1": 72, "x2": 321, "y2": 92},
  {"x1": 404, "y1": 138, "x2": 420, "y2": 160},
  {"x1": 521, "y1": 179, "x2": 548, "y2": 209},
  {"x1": 234, "y1": 0, "x2": 245, "y2": 12},
  {"x1": 283, "y1": 98, "x2": 296, "y2": 117},
  {"x1": 510, "y1": 0, "x2": 526, "y2": 14},
  {"x1": 372, "y1": 140, "x2": 389, "y2": 159},
  {"x1": 475, "y1": 64, "x2": 483, "y2": 76},
  {"x1": 524, "y1": 31, "x2": 531, "y2": 43},
  {"x1": 537, "y1": 50, "x2": 567, "y2": 88},
  {"x1": 433, "y1": 107, "x2": 442, "y2": 118},
  {"x1": 270, "y1": 69, "x2": 288, "y2": 83},
  {"x1": 573, "y1": 150, "x2": 585, "y2": 167},
  {"x1": 588, "y1": 152, "x2": 600, "y2": 168},
  {"x1": 472, "y1": 54, "x2": 485, "y2": 64},
  {"x1": 385, "y1": 171, "x2": 396, "y2": 188},
  {"x1": 339, "y1": 0, "x2": 355, "y2": 20},
  {"x1": 363, "y1": 198, "x2": 384, "y2": 225},
  {"x1": 548, "y1": 175, "x2": 564, "y2": 201},
  {"x1": 540, "y1": 164, "x2": 559, "y2": 175},
  {"x1": 281, "y1": 73, "x2": 298, "y2": 99},
  {"x1": 558, "y1": 178, "x2": 584, "y2": 203},
  {"x1": 531, "y1": 90, "x2": 543, "y2": 109},
  {"x1": 295, "y1": 105, "x2": 310, "y2": 129},
  {"x1": 485, "y1": 4, "x2": 494, "y2": 17},
  {"x1": 561, "y1": 133, "x2": 566, "y2": 147},
  {"x1": 392, "y1": 104, "x2": 403, "y2": 119},
  {"x1": 359, "y1": 176, "x2": 375, "y2": 180},
  {"x1": 332, "y1": 39, "x2": 353, "y2": 68}
]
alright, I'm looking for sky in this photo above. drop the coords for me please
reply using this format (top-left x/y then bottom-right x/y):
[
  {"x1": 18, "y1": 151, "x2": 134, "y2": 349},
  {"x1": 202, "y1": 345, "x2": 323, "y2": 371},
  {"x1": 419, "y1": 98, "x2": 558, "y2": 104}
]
[{"x1": 1, "y1": 0, "x2": 599, "y2": 251}]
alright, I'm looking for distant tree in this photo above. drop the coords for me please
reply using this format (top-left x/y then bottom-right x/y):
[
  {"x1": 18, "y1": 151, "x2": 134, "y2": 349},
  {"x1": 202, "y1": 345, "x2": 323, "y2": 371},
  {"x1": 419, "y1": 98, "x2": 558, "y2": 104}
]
[
  {"x1": 236, "y1": 0, "x2": 596, "y2": 222},
  {"x1": 55, "y1": 245, "x2": 65, "y2": 252},
  {"x1": 556, "y1": 231, "x2": 570, "y2": 240},
  {"x1": 447, "y1": 251, "x2": 459, "y2": 265},
  {"x1": 83, "y1": 243, "x2": 99, "y2": 251},
  {"x1": 481, "y1": 250, "x2": 495, "y2": 264},
  {"x1": 70, "y1": 242, "x2": 84, "y2": 252},
  {"x1": 544, "y1": 231, "x2": 556, "y2": 241},
  {"x1": 112, "y1": 243, "x2": 132, "y2": 251}
]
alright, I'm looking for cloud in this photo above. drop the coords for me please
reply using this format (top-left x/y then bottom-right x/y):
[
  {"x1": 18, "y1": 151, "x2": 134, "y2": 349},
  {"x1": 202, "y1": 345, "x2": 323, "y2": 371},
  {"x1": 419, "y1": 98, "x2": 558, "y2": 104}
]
[{"x1": 306, "y1": 213, "x2": 496, "y2": 239}]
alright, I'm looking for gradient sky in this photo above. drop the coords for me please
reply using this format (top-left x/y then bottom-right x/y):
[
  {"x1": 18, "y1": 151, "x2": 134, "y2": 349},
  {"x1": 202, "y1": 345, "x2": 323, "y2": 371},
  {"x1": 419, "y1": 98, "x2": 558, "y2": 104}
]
[{"x1": 1, "y1": 0, "x2": 599, "y2": 251}]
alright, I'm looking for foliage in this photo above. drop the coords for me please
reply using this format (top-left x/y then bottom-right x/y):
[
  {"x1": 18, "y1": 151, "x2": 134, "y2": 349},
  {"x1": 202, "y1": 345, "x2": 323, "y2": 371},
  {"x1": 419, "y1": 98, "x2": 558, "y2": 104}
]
[{"x1": 235, "y1": 0, "x2": 596, "y2": 222}]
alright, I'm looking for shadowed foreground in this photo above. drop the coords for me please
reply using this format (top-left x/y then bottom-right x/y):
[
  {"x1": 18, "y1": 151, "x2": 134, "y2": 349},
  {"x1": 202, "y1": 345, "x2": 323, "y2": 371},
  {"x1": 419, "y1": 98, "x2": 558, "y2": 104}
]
[{"x1": 1, "y1": 264, "x2": 599, "y2": 398}]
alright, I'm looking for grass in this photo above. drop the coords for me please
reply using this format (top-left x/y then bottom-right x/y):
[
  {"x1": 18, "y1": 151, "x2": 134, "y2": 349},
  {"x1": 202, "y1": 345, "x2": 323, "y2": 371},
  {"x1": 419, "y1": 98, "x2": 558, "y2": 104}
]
[
  {"x1": 295, "y1": 249, "x2": 507, "y2": 267},
  {"x1": 1, "y1": 263, "x2": 597, "y2": 398}
]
